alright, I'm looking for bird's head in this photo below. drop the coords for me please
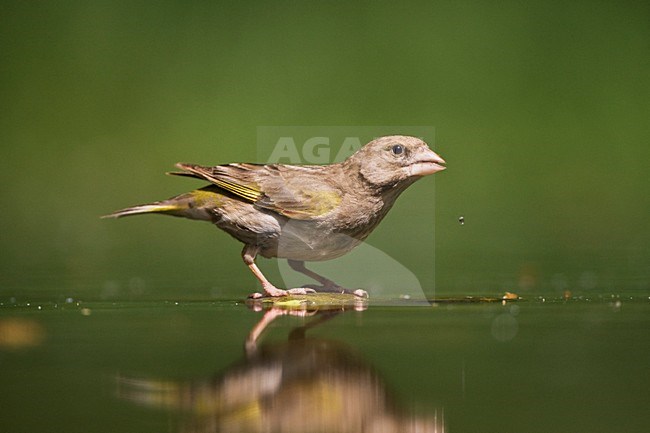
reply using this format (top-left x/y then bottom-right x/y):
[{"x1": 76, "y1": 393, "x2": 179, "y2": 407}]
[{"x1": 345, "y1": 135, "x2": 446, "y2": 188}]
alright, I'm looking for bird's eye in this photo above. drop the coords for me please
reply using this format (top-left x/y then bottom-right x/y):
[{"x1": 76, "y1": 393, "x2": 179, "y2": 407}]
[{"x1": 391, "y1": 144, "x2": 404, "y2": 155}]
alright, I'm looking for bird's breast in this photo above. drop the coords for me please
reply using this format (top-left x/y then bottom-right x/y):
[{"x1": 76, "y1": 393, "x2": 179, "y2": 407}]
[
  {"x1": 261, "y1": 219, "x2": 364, "y2": 261},
  {"x1": 260, "y1": 194, "x2": 391, "y2": 261}
]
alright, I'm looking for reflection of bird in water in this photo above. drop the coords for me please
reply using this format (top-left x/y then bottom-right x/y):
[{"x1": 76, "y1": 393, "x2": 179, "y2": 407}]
[
  {"x1": 104, "y1": 136, "x2": 445, "y2": 299},
  {"x1": 118, "y1": 304, "x2": 444, "y2": 433}
]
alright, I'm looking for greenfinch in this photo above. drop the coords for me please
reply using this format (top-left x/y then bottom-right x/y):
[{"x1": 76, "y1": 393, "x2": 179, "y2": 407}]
[{"x1": 104, "y1": 135, "x2": 446, "y2": 298}]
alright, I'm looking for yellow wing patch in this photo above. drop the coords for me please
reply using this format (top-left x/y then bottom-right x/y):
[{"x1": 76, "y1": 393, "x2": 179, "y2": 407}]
[
  {"x1": 210, "y1": 178, "x2": 262, "y2": 202},
  {"x1": 259, "y1": 189, "x2": 342, "y2": 219},
  {"x1": 175, "y1": 163, "x2": 263, "y2": 203}
]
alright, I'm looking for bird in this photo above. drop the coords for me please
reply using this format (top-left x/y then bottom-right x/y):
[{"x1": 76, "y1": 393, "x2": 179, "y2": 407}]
[{"x1": 103, "y1": 135, "x2": 446, "y2": 299}]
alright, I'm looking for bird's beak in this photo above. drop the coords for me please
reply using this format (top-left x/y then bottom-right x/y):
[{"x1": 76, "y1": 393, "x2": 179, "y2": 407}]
[{"x1": 408, "y1": 148, "x2": 446, "y2": 176}]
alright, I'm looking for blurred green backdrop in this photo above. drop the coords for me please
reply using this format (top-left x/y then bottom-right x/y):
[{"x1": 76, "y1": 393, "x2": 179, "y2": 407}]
[{"x1": 1, "y1": 0, "x2": 648, "y2": 301}]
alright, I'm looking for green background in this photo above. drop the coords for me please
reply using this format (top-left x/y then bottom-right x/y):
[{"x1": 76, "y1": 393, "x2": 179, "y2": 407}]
[
  {"x1": 2, "y1": 0, "x2": 649, "y2": 301},
  {"x1": 1, "y1": 3, "x2": 649, "y2": 433}
]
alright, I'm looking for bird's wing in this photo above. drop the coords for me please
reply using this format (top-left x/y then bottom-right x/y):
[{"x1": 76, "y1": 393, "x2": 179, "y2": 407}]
[
  {"x1": 171, "y1": 163, "x2": 342, "y2": 220},
  {"x1": 254, "y1": 164, "x2": 343, "y2": 219},
  {"x1": 171, "y1": 163, "x2": 263, "y2": 202}
]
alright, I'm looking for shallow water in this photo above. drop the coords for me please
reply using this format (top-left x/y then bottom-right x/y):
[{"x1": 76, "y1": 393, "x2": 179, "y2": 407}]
[{"x1": 1, "y1": 296, "x2": 648, "y2": 433}]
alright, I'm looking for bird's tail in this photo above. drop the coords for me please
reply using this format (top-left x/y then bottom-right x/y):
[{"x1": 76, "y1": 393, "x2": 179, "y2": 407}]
[
  {"x1": 102, "y1": 188, "x2": 221, "y2": 220},
  {"x1": 101, "y1": 202, "x2": 182, "y2": 219}
]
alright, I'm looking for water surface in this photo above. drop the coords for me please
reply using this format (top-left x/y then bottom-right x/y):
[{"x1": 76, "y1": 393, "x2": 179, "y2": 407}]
[{"x1": 1, "y1": 296, "x2": 648, "y2": 432}]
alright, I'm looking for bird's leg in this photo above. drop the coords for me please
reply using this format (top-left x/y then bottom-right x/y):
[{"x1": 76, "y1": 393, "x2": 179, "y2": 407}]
[
  {"x1": 287, "y1": 260, "x2": 368, "y2": 298},
  {"x1": 242, "y1": 245, "x2": 315, "y2": 298},
  {"x1": 288, "y1": 259, "x2": 341, "y2": 290},
  {"x1": 242, "y1": 245, "x2": 285, "y2": 298}
]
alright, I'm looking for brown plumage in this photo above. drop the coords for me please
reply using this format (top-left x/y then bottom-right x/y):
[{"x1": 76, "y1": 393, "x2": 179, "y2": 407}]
[{"x1": 104, "y1": 135, "x2": 446, "y2": 298}]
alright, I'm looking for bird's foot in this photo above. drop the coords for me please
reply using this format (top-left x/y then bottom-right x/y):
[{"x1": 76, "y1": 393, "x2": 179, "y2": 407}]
[
  {"x1": 248, "y1": 286, "x2": 316, "y2": 299},
  {"x1": 286, "y1": 287, "x2": 317, "y2": 295},
  {"x1": 300, "y1": 284, "x2": 368, "y2": 298}
]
